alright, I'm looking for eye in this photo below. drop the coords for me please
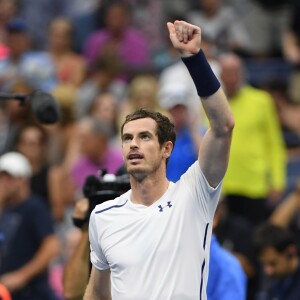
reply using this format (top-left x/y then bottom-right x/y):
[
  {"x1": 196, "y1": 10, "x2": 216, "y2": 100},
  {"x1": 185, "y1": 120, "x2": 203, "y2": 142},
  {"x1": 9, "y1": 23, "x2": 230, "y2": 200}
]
[
  {"x1": 141, "y1": 134, "x2": 150, "y2": 140},
  {"x1": 122, "y1": 135, "x2": 132, "y2": 142}
]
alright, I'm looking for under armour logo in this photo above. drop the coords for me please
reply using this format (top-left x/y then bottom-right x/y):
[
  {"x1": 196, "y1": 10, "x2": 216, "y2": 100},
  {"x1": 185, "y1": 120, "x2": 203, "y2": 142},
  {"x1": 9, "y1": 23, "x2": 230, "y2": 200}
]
[{"x1": 158, "y1": 201, "x2": 172, "y2": 212}]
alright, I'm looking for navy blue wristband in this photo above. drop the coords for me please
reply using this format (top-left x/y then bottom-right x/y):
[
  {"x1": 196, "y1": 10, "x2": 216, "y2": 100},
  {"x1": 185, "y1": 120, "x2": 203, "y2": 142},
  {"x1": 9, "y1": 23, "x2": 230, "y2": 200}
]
[{"x1": 181, "y1": 49, "x2": 221, "y2": 97}]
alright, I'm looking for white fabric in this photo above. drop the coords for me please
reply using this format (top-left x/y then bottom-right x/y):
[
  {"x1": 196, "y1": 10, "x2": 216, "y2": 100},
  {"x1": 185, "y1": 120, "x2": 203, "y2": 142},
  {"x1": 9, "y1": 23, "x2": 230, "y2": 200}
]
[
  {"x1": 89, "y1": 162, "x2": 222, "y2": 300},
  {"x1": 0, "y1": 152, "x2": 32, "y2": 178}
]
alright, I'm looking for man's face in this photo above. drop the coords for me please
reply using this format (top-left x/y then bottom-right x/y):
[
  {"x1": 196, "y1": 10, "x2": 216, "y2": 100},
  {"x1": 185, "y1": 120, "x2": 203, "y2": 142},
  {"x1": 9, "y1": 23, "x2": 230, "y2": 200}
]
[
  {"x1": 7, "y1": 31, "x2": 29, "y2": 57},
  {"x1": 77, "y1": 121, "x2": 107, "y2": 162},
  {"x1": 122, "y1": 118, "x2": 169, "y2": 180},
  {"x1": 260, "y1": 246, "x2": 294, "y2": 279},
  {"x1": 0, "y1": 172, "x2": 20, "y2": 203},
  {"x1": 219, "y1": 55, "x2": 243, "y2": 98},
  {"x1": 48, "y1": 20, "x2": 72, "y2": 51},
  {"x1": 17, "y1": 127, "x2": 45, "y2": 163},
  {"x1": 105, "y1": 4, "x2": 129, "y2": 35},
  {"x1": 168, "y1": 104, "x2": 188, "y2": 131}
]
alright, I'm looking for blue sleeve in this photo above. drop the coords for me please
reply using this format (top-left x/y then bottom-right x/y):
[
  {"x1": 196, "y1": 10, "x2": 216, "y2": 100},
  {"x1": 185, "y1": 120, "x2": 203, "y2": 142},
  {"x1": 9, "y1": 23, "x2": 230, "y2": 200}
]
[
  {"x1": 208, "y1": 238, "x2": 247, "y2": 300},
  {"x1": 208, "y1": 264, "x2": 247, "y2": 300}
]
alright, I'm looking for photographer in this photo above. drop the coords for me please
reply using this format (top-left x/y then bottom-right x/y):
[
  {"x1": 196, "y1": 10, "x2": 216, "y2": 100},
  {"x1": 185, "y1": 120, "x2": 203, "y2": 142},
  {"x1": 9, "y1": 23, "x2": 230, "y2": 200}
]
[
  {"x1": 63, "y1": 170, "x2": 130, "y2": 300},
  {"x1": 63, "y1": 198, "x2": 90, "y2": 300}
]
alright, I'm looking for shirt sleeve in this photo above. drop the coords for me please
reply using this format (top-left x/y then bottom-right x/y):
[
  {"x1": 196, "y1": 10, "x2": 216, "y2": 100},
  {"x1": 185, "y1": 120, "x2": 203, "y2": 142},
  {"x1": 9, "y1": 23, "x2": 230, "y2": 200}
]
[
  {"x1": 89, "y1": 210, "x2": 110, "y2": 270},
  {"x1": 180, "y1": 162, "x2": 223, "y2": 222}
]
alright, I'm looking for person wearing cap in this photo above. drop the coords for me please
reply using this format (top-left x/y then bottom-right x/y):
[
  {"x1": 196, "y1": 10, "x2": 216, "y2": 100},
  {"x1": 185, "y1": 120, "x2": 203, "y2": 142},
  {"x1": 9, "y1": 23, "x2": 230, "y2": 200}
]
[{"x1": 0, "y1": 152, "x2": 60, "y2": 300}]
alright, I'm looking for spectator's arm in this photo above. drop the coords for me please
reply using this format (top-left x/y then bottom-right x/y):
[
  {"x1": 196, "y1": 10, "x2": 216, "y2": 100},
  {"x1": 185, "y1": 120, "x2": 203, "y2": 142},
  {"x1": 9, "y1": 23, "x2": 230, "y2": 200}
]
[
  {"x1": 0, "y1": 234, "x2": 60, "y2": 292},
  {"x1": 282, "y1": 31, "x2": 300, "y2": 64},
  {"x1": 269, "y1": 185, "x2": 300, "y2": 227},
  {"x1": 263, "y1": 94, "x2": 287, "y2": 204}
]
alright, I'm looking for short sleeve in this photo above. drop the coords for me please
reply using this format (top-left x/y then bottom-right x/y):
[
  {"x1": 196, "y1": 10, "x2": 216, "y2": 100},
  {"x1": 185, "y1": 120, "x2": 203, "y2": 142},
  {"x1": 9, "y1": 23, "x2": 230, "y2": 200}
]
[
  {"x1": 180, "y1": 162, "x2": 223, "y2": 222},
  {"x1": 89, "y1": 210, "x2": 110, "y2": 270}
]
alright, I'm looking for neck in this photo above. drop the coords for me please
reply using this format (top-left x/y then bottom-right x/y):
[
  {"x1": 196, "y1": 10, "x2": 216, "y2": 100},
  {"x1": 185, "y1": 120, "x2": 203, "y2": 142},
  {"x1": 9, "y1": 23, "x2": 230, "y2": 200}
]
[{"x1": 130, "y1": 171, "x2": 170, "y2": 206}]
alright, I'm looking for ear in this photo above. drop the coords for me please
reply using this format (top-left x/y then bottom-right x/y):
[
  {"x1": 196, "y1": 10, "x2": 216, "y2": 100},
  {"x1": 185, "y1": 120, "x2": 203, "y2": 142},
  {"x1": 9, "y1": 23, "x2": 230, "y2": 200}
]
[{"x1": 163, "y1": 141, "x2": 173, "y2": 158}]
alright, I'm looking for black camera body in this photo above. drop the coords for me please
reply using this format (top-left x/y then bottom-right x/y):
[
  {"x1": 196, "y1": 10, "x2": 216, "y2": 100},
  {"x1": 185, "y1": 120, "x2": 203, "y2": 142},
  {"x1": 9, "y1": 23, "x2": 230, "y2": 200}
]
[
  {"x1": 83, "y1": 171, "x2": 131, "y2": 217},
  {"x1": 72, "y1": 169, "x2": 131, "y2": 229}
]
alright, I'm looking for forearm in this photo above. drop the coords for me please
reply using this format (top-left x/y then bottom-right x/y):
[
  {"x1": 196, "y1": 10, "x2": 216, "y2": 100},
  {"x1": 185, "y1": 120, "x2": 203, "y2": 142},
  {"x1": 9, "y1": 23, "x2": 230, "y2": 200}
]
[
  {"x1": 269, "y1": 192, "x2": 299, "y2": 227},
  {"x1": 201, "y1": 88, "x2": 234, "y2": 137},
  {"x1": 83, "y1": 279, "x2": 111, "y2": 300},
  {"x1": 198, "y1": 125, "x2": 233, "y2": 186},
  {"x1": 182, "y1": 49, "x2": 234, "y2": 132},
  {"x1": 283, "y1": 32, "x2": 300, "y2": 63},
  {"x1": 83, "y1": 267, "x2": 111, "y2": 300},
  {"x1": 63, "y1": 229, "x2": 90, "y2": 299},
  {"x1": 17, "y1": 235, "x2": 59, "y2": 283},
  {"x1": 83, "y1": 282, "x2": 101, "y2": 300},
  {"x1": 182, "y1": 50, "x2": 234, "y2": 186}
]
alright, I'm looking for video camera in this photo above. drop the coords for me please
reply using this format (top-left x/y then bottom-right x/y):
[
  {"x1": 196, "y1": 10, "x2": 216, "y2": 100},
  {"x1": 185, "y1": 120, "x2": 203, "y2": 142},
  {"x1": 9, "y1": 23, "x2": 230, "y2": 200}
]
[{"x1": 83, "y1": 169, "x2": 130, "y2": 217}]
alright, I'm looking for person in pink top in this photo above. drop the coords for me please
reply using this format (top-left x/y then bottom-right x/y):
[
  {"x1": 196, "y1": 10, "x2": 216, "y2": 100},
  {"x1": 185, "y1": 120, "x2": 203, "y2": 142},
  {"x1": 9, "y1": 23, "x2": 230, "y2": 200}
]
[
  {"x1": 70, "y1": 117, "x2": 124, "y2": 196},
  {"x1": 83, "y1": 1, "x2": 150, "y2": 81}
]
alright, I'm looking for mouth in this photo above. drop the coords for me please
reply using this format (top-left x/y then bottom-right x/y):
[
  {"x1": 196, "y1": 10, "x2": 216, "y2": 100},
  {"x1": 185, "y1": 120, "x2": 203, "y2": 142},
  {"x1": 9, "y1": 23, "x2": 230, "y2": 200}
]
[{"x1": 127, "y1": 153, "x2": 144, "y2": 163}]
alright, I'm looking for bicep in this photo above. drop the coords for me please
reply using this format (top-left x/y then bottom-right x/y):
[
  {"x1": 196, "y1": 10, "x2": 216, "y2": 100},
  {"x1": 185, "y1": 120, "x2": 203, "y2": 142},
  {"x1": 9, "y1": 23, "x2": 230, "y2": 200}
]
[{"x1": 84, "y1": 266, "x2": 111, "y2": 300}]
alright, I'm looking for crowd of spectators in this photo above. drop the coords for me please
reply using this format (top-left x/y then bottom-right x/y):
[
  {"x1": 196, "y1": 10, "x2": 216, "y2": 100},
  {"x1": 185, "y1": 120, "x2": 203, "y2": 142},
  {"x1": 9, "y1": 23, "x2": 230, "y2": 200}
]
[{"x1": 1, "y1": 0, "x2": 300, "y2": 299}]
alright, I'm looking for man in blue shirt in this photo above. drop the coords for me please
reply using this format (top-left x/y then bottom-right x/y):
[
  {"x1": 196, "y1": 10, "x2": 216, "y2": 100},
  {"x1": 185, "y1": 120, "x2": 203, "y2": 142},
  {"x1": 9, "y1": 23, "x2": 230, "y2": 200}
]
[
  {"x1": 208, "y1": 234, "x2": 247, "y2": 300},
  {"x1": 208, "y1": 200, "x2": 247, "y2": 300}
]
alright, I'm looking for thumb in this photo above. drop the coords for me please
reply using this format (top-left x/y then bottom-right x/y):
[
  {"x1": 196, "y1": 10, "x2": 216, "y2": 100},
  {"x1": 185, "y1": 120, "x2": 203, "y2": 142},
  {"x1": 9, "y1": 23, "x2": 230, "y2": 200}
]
[{"x1": 167, "y1": 22, "x2": 176, "y2": 35}]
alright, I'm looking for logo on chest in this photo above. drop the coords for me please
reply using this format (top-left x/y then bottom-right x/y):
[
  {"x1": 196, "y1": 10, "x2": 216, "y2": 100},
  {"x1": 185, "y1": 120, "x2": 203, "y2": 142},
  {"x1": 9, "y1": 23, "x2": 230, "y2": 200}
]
[{"x1": 157, "y1": 201, "x2": 172, "y2": 212}]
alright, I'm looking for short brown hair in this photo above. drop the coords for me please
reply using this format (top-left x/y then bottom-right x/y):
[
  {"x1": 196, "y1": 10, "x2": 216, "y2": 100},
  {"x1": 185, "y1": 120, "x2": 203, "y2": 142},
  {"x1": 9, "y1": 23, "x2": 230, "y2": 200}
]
[{"x1": 121, "y1": 108, "x2": 176, "y2": 149}]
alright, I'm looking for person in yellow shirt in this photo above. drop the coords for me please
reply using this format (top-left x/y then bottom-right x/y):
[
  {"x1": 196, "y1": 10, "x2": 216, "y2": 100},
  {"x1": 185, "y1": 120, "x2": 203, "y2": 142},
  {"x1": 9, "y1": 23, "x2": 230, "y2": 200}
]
[{"x1": 219, "y1": 53, "x2": 286, "y2": 226}]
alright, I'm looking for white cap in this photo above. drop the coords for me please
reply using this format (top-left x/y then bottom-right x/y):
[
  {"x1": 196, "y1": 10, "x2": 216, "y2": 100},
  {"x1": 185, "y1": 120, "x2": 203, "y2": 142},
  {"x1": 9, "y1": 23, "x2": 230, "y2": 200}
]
[
  {"x1": 0, "y1": 152, "x2": 32, "y2": 178},
  {"x1": 159, "y1": 83, "x2": 192, "y2": 110}
]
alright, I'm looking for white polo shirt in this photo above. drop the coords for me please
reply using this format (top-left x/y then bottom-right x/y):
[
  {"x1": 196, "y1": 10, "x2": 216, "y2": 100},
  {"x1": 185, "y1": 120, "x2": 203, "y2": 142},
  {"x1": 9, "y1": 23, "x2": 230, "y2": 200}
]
[{"x1": 89, "y1": 162, "x2": 222, "y2": 300}]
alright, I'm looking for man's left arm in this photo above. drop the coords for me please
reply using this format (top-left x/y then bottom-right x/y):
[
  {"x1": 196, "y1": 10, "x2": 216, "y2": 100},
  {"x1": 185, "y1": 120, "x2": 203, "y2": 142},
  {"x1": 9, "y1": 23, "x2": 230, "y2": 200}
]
[{"x1": 167, "y1": 21, "x2": 234, "y2": 188}]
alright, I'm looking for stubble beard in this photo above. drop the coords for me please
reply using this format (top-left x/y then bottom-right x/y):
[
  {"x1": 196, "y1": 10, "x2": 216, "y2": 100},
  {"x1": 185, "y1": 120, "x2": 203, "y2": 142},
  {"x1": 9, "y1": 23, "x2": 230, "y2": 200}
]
[
  {"x1": 127, "y1": 160, "x2": 161, "y2": 183},
  {"x1": 127, "y1": 166, "x2": 149, "y2": 182}
]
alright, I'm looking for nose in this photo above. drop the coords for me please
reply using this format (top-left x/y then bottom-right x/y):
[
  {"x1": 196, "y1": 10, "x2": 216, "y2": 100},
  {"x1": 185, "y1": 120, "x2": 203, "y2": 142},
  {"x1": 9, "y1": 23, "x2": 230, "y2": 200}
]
[
  {"x1": 129, "y1": 137, "x2": 139, "y2": 149},
  {"x1": 130, "y1": 143, "x2": 138, "y2": 150}
]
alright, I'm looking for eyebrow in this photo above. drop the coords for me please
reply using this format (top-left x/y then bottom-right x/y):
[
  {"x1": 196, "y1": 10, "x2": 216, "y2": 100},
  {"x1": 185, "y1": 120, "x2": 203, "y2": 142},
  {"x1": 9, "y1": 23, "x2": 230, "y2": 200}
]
[
  {"x1": 122, "y1": 130, "x2": 154, "y2": 138},
  {"x1": 139, "y1": 131, "x2": 153, "y2": 135}
]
